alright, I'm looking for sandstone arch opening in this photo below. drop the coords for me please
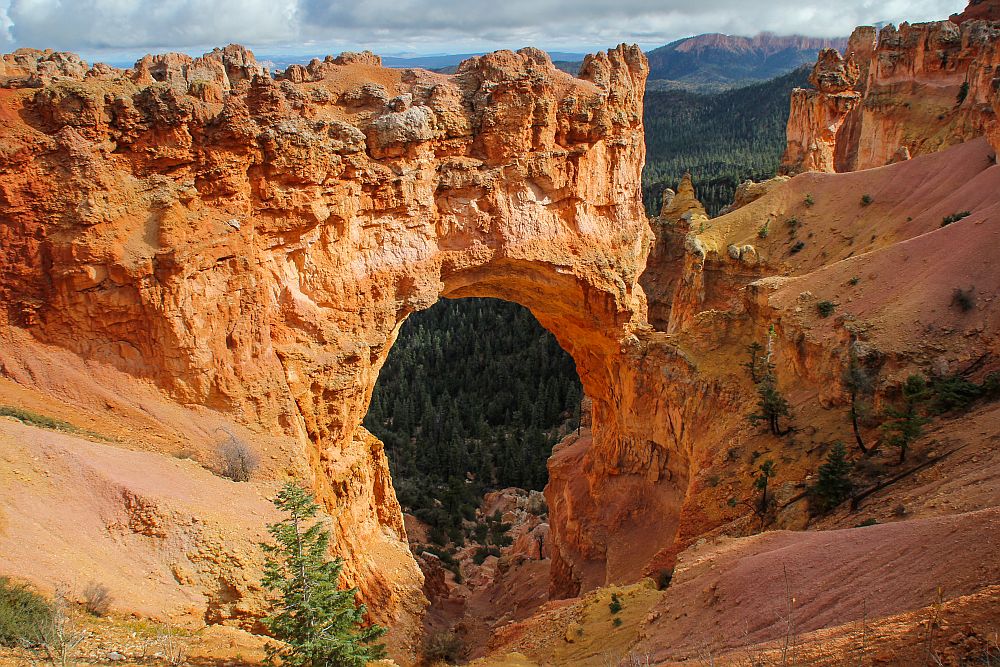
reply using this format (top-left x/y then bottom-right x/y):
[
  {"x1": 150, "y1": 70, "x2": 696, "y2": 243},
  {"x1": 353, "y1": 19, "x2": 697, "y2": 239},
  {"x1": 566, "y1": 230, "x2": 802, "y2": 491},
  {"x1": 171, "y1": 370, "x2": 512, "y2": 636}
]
[
  {"x1": 364, "y1": 296, "x2": 583, "y2": 647},
  {"x1": 0, "y1": 42, "x2": 693, "y2": 653}
]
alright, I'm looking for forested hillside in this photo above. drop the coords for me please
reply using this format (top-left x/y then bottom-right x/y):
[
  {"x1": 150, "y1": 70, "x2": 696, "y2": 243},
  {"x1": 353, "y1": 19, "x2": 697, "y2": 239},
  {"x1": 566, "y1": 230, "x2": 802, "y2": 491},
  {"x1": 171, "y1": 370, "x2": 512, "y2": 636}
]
[
  {"x1": 364, "y1": 298, "x2": 581, "y2": 542},
  {"x1": 643, "y1": 66, "x2": 808, "y2": 215}
]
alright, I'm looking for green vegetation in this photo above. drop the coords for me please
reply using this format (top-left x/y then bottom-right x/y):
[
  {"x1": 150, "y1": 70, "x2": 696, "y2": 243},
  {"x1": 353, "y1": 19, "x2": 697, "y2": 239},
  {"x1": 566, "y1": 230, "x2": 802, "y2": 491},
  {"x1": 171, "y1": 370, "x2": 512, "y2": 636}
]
[
  {"x1": 952, "y1": 287, "x2": 975, "y2": 312},
  {"x1": 609, "y1": 592, "x2": 623, "y2": 615},
  {"x1": 0, "y1": 406, "x2": 80, "y2": 434},
  {"x1": 642, "y1": 67, "x2": 809, "y2": 216},
  {"x1": 848, "y1": 276, "x2": 860, "y2": 286},
  {"x1": 0, "y1": 577, "x2": 51, "y2": 647},
  {"x1": 842, "y1": 348, "x2": 876, "y2": 454},
  {"x1": 423, "y1": 630, "x2": 466, "y2": 664},
  {"x1": 957, "y1": 81, "x2": 970, "y2": 105},
  {"x1": 742, "y1": 341, "x2": 771, "y2": 384},
  {"x1": 941, "y1": 211, "x2": 971, "y2": 227},
  {"x1": 790, "y1": 240, "x2": 805, "y2": 255},
  {"x1": 261, "y1": 482, "x2": 386, "y2": 667},
  {"x1": 860, "y1": 194, "x2": 873, "y2": 206},
  {"x1": 365, "y1": 298, "x2": 580, "y2": 543},
  {"x1": 809, "y1": 442, "x2": 854, "y2": 514},
  {"x1": 750, "y1": 374, "x2": 793, "y2": 437},
  {"x1": 880, "y1": 375, "x2": 931, "y2": 465},
  {"x1": 804, "y1": 194, "x2": 815, "y2": 207},
  {"x1": 753, "y1": 460, "x2": 777, "y2": 522},
  {"x1": 743, "y1": 341, "x2": 768, "y2": 384},
  {"x1": 816, "y1": 301, "x2": 836, "y2": 318},
  {"x1": 926, "y1": 371, "x2": 1000, "y2": 415},
  {"x1": 421, "y1": 545, "x2": 464, "y2": 583}
]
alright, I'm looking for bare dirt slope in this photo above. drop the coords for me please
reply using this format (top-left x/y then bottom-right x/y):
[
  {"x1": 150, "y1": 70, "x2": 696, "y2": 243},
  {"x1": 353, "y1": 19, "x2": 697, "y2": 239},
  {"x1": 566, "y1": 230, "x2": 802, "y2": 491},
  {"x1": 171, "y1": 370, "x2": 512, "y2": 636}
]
[
  {"x1": 0, "y1": 418, "x2": 277, "y2": 625},
  {"x1": 475, "y1": 507, "x2": 999, "y2": 666}
]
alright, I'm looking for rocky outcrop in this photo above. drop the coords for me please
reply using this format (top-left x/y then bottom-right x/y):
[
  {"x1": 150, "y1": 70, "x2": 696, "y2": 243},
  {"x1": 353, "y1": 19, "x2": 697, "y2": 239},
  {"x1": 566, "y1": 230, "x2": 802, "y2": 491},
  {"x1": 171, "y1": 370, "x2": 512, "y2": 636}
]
[
  {"x1": 0, "y1": 48, "x2": 93, "y2": 87},
  {"x1": 132, "y1": 44, "x2": 268, "y2": 100},
  {"x1": 718, "y1": 175, "x2": 790, "y2": 215},
  {"x1": 782, "y1": 2, "x2": 1000, "y2": 173},
  {"x1": 952, "y1": 0, "x2": 1000, "y2": 24},
  {"x1": 781, "y1": 48, "x2": 863, "y2": 173},
  {"x1": 0, "y1": 42, "x2": 650, "y2": 653},
  {"x1": 638, "y1": 173, "x2": 708, "y2": 331}
]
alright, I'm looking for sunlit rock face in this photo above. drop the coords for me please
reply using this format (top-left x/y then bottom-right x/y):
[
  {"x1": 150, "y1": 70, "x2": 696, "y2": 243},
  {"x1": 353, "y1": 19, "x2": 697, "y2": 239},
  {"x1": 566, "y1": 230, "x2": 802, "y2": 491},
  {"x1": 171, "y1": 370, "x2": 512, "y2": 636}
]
[
  {"x1": 0, "y1": 41, "x2": 660, "y2": 649},
  {"x1": 782, "y1": 3, "x2": 1000, "y2": 174}
]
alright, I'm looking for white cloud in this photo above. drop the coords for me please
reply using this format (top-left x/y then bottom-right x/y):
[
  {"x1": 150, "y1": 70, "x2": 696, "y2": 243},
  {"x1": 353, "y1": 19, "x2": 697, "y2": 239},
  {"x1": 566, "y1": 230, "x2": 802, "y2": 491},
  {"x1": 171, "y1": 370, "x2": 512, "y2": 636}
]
[
  {"x1": 6, "y1": 0, "x2": 299, "y2": 51},
  {"x1": 0, "y1": 0, "x2": 969, "y2": 57},
  {"x1": 0, "y1": 0, "x2": 13, "y2": 46}
]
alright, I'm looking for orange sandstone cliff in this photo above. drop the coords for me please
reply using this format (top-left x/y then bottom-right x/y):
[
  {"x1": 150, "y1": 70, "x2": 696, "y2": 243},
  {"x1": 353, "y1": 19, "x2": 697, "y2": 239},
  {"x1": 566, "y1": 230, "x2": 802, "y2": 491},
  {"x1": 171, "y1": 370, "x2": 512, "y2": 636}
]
[
  {"x1": 782, "y1": 3, "x2": 1000, "y2": 174},
  {"x1": 0, "y1": 41, "x2": 654, "y2": 654}
]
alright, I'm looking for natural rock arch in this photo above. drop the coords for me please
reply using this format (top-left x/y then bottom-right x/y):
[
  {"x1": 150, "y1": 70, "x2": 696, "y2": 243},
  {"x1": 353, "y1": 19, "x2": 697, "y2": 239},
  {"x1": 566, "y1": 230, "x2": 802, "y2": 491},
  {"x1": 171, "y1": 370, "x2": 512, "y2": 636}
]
[{"x1": 0, "y1": 43, "x2": 691, "y2": 645}]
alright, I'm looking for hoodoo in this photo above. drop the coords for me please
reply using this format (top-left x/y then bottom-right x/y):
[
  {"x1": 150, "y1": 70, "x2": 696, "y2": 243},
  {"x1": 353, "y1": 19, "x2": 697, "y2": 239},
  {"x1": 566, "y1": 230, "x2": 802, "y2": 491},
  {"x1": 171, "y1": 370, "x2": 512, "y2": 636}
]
[{"x1": 782, "y1": 7, "x2": 1000, "y2": 173}]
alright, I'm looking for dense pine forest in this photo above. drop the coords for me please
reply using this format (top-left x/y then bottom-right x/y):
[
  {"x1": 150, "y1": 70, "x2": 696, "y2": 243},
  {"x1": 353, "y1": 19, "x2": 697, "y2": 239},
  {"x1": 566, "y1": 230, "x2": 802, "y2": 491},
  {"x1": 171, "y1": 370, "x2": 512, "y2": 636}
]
[
  {"x1": 643, "y1": 66, "x2": 809, "y2": 216},
  {"x1": 364, "y1": 298, "x2": 581, "y2": 543},
  {"x1": 366, "y1": 67, "x2": 804, "y2": 542}
]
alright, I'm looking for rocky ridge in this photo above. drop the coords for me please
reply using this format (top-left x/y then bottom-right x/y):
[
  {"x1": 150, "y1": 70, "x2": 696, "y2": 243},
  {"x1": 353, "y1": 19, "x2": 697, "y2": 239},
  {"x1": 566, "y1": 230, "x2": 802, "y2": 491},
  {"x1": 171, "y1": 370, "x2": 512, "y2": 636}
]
[{"x1": 782, "y1": 4, "x2": 1000, "y2": 173}]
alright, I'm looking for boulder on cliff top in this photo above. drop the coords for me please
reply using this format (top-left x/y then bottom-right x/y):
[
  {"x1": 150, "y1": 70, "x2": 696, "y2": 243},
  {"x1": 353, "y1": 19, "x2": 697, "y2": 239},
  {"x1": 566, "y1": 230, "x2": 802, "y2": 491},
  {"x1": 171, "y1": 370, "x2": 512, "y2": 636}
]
[{"x1": 808, "y1": 48, "x2": 860, "y2": 94}]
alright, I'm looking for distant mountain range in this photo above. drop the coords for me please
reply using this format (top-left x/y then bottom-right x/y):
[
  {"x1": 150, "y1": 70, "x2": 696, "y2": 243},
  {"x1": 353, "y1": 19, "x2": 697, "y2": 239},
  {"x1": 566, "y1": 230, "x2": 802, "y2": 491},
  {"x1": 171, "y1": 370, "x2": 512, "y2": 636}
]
[
  {"x1": 645, "y1": 33, "x2": 849, "y2": 90},
  {"x1": 364, "y1": 34, "x2": 848, "y2": 89},
  {"x1": 387, "y1": 33, "x2": 846, "y2": 91}
]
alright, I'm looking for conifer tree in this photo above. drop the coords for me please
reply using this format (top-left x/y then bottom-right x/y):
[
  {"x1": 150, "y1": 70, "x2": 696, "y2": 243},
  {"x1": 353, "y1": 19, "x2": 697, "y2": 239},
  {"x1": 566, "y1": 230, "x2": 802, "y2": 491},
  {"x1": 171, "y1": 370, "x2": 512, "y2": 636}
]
[
  {"x1": 842, "y1": 347, "x2": 874, "y2": 454},
  {"x1": 809, "y1": 442, "x2": 853, "y2": 514},
  {"x1": 754, "y1": 459, "x2": 776, "y2": 514},
  {"x1": 260, "y1": 482, "x2": 386, "y2": 667},
  {"x1": 750, "y1": 374, "x2": 793, "y2": 436},
  {"x1": 880, "y1": 375, "x2": 931, "y2": 465},
  {"x1": 742, "y1": 342, "x2": 770, "y2": 383}
]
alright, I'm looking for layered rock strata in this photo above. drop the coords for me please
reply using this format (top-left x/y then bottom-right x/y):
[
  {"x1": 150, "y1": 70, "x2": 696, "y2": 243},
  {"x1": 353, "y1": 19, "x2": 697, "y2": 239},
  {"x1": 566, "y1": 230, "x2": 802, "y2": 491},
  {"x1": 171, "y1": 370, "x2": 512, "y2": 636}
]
[
  {"x1": 782, "y1": 4, "x2": 1000, "y2": 173},
  {"x1": 0, "y1": 41, "x2": 654, "y2": 646}
]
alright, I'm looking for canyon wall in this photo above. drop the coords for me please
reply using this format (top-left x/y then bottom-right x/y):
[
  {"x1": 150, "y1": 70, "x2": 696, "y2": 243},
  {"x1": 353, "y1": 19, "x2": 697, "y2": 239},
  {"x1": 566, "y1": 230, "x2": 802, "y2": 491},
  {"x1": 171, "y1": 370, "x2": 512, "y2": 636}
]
[
  {"x1": 0, "y1": 42, "x2": 660, "y2": 648},
  {"x1": 782, "y1": 4, "x2": 1000, "y2": 174}
]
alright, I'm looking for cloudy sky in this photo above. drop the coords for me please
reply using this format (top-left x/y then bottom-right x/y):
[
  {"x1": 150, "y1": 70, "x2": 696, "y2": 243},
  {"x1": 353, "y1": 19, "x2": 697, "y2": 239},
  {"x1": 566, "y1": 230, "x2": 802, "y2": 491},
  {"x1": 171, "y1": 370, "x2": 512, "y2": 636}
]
[{"x1": 0, "y1": 0, "x2": 967, "y2": 62}]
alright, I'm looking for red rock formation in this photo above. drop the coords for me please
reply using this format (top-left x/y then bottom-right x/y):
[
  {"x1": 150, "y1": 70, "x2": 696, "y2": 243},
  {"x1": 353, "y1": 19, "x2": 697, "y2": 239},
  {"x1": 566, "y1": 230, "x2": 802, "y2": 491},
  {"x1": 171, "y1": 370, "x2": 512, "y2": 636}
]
[
  {"x1": 952, "y1": 0, "x2": 1000, "y2": 24},
  {"x1": 0, "y1": 42, "x2": 650, "y2": 652},
  {"x1": 782, "y1": 2, "x2": 1000, "y2": 173},
  {"x1": 131, "y1": 44, "x2": 268, "y2": 101}
]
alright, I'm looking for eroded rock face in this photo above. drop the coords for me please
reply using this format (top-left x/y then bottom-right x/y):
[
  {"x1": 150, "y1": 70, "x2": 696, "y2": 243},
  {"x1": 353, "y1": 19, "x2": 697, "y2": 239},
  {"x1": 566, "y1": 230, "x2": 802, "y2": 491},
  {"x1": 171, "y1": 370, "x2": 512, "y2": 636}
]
[
  {"x1": 0, "y1": 43, "x2": 650, "y2": 650},
  {"x1": 782, "y1": 3, "x2": 1000, "y2": 173}
]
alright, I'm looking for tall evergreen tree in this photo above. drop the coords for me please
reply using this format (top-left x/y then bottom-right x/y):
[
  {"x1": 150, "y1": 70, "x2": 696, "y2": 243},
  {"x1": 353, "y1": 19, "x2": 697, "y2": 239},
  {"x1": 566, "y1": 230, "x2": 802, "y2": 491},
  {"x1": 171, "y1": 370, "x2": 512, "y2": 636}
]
[
  {"x1": 750, "y1": 374, "x2": 793, "y2": 436},
  {"x1": 754, "y1": 459, "x2": 777, "y2": 514},
  {"x1": 261, "y1": 482, "x2": 386, "y2": 667},
  {"x1": 809, "y1": 442, "x2": 854, "y2": 514},
  {"x1": 880, "y1": 375, "x2": 931, "y2": 465},
  {"x1": 842, "y1": 347, "x2": 874, "y2": 454}
]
